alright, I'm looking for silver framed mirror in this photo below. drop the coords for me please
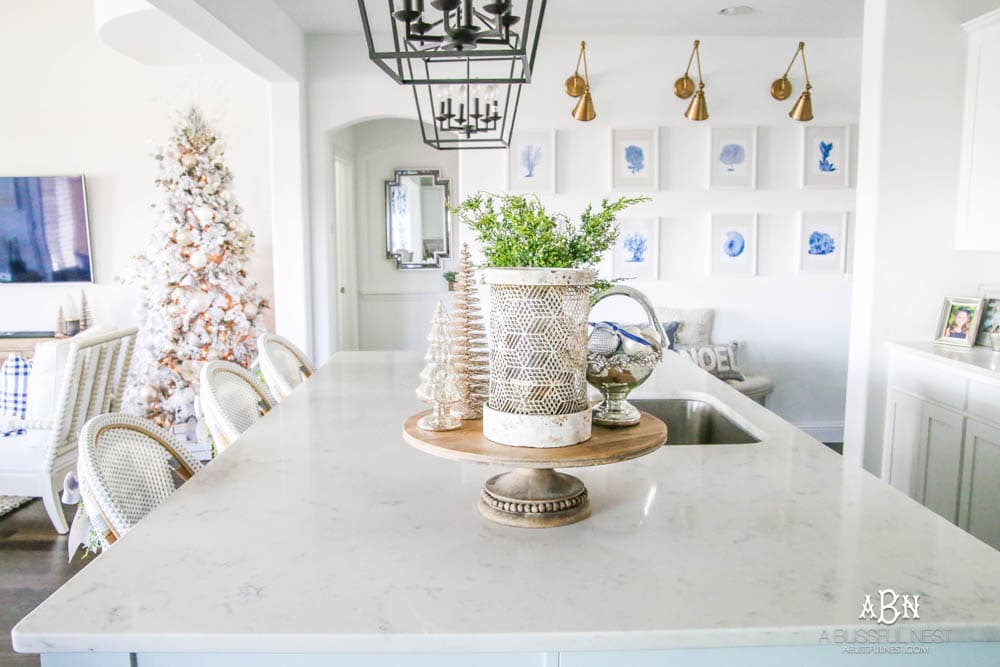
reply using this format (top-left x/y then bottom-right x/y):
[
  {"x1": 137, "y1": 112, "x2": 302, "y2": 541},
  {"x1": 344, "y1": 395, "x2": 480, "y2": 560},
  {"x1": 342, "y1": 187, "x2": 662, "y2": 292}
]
[{"x1": 385, "y1": 169, "x2": 451, "y2": 270}]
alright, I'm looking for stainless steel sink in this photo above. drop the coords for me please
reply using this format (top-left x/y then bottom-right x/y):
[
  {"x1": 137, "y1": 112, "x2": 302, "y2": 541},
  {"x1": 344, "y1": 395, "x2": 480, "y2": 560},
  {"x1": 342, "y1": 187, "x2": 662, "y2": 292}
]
[{"x1": 630, "y1": 398, "x2": 761, "y2": 445}]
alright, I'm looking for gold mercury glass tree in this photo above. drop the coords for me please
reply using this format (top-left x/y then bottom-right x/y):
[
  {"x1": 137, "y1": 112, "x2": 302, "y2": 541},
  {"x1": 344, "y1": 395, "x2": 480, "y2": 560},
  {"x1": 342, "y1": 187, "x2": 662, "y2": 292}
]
[
  {"x1": 416, "y1": 302, "x2": 462, "y2": 431},
  {"x1": 449, "y1": 243, "x2": 489, "y2": 419}
]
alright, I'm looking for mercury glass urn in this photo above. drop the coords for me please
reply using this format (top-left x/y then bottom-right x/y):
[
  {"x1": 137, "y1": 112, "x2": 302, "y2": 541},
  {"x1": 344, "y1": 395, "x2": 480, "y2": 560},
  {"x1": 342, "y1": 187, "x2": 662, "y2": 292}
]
[{"x1": 586, "y1": 286, "x2": 664, "y2": 427}]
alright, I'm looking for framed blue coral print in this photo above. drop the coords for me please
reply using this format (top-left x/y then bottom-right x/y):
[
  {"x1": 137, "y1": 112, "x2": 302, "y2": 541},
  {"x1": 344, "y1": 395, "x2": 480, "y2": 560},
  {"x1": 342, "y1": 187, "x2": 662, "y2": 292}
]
[
  {"x1": 801, "y1": 126, "x2": 850, "y2": 188},
  {"x1": 611, "y1": 128, "x2": 658, "y2": 191},
  {"x1": 508, "y1": 130, "x2": 556, "y2": 193},
  {"x1": 709, "y1": 127, "x2": 757, "y2": 190},
  {"x1": 798, "y1": 211, "x2": 848, "y2": 273},
  {"x1": 611, "y1": 218, "x2": 660, "y2": 280}
]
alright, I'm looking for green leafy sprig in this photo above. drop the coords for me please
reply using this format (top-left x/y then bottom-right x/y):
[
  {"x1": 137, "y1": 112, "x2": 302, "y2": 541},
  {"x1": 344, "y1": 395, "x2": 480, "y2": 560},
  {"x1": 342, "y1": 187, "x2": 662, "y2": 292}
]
[{"x1": 452, "y1": 193, "x2": 650, "y2": 269}]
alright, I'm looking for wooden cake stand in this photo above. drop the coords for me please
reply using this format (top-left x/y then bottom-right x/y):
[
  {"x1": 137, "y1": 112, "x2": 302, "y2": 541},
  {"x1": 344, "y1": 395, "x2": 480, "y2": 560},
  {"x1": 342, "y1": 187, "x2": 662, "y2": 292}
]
[{"x1": 402, "y1": 412, "x2": 667, "y2": 528}]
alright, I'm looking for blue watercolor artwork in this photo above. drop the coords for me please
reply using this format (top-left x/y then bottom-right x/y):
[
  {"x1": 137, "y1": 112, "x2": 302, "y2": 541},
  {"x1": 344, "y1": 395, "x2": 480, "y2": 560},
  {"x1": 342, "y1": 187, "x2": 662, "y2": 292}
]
[
  {"x1": 625, "y1": 144, "x2": 645, "y2": 174},
  {"x1": 808, "y1": 230, "x2": 836, "y2": 256},
  {"x1": 623, "y1": 233, "x2": 648, "y2": 262},
  {"x1": 520, "y1": 144, "x2": 543, "y2": 178},
  {"x1": 818, "y1": 141, "x2": 837, "y2": 172},
  {"x1": 723, "y1": 231, "x2": 746, "y2": 258},
  {"x1": 719, "y1": 143, "x2": 746, "y2": 172}
]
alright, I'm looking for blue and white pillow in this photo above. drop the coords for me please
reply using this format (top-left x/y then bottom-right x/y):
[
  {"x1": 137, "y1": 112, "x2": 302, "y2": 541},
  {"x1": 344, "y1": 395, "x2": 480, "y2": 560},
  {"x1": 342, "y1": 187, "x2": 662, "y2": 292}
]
[
  {"x1": 1, "y1": 353, "x2": 32, "y2": 436},
  {"x1": 661, "y1": 321, "x2": 681, "y2": 350}
]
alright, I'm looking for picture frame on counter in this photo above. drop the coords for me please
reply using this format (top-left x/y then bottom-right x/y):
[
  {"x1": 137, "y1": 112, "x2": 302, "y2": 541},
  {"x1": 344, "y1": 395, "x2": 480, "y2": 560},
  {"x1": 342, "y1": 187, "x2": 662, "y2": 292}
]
[
  {"x1": 610, "y1": 218, "x2": 660, "y2": 280},
  {"x1": 710, "y1": 214, "x2": 758, "y2": 276},
  {"x1": 801, "y1": 125, "x2": 850, "y2": 188},
  {"x1": 798, "y1": 212, "x2": 848, "y2": 274},
  {"x1": 708, "y1": 126, "x2": 757, "y2": 190},
  {"x1": 975, "y1": 284, "x2": 1000, "y2": 347},
  {"x1": 507, "y1": 130, "x2": 556, "y2": 193},
  {"x1": 935, "y1": 296, "x2": 985, "y2": 348},
  {"x1": 610, "y1": 128, "x2": 658, "y2": 191}
]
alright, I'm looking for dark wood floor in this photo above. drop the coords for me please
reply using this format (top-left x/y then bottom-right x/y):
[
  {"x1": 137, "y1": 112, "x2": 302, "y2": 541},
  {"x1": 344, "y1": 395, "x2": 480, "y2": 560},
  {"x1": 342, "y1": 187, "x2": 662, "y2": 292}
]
[{"x1": 0, "y1": 501, "x2": 86, "y2": 667}]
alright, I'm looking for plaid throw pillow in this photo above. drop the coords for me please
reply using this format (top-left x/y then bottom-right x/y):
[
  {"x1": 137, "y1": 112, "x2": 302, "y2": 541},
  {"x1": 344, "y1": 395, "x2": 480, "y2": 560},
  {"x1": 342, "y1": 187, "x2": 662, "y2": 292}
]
[{"x1": 1, "y1": 353, "x2": 32, "y2": 436}]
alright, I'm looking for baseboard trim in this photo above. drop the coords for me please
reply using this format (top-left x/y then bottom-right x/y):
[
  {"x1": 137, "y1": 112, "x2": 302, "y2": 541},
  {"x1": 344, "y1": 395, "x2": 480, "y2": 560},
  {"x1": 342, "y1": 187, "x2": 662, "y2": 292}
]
[{"x1": 794, "y1": 421, "x2": 845, "y2": 443}]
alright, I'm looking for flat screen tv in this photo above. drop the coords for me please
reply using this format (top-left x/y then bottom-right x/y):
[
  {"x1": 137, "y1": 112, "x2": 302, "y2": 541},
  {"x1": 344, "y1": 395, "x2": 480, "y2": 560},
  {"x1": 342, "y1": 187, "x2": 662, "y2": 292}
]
[{"x1": 0, "y1": 176, "x2": 93, "y2": 283}]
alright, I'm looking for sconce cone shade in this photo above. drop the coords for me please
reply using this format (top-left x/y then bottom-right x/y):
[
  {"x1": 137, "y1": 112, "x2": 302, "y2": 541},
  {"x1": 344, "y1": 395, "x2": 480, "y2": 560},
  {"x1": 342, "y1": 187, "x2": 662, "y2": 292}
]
[
  {"x1": 684, "y1": 89, "x2": 708, "y2": 121},
  {"x1": 572, "y1": 89, "x2": 596, "y2": 121},
  {"x1": 789, "y1": 89, "x2": 813, "y2": 121}
]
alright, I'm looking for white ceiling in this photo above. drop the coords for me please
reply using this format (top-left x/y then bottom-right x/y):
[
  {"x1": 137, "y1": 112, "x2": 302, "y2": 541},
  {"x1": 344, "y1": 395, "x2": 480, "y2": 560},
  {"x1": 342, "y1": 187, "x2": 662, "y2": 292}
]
[{"x1": 274, "y1": 0, "x2": 863, "y2": 37}]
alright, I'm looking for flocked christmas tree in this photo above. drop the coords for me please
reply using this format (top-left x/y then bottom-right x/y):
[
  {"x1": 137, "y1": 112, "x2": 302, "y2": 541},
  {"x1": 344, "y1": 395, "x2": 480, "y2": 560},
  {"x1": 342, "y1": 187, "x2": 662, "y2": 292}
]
[
  {"x1": 124, "y1": 107, "x2": 268, "y2": 428},
  {"x1": 449, "y1": 243, "x2": 489, "y2": 419},
  {"x1": 416, "y1": 302, "x2": 462, "y2": 432}
]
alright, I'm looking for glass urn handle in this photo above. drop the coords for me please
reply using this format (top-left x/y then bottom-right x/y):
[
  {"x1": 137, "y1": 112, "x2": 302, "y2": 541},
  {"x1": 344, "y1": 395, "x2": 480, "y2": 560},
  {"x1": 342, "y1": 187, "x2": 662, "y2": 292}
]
[{"x1": 590, "y1": 285, "x2": 665, "y2": 348}]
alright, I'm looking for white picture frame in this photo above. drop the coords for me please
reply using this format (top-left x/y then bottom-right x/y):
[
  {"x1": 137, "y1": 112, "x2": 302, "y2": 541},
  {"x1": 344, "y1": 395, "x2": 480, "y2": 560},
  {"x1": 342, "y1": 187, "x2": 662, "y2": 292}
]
[
  {"x1": 710, "y1": 214, "x2": 758, "y2": 276},
  {"x1": 935, "y1": 296, "x2": 985, "y2": 348},
  {"x1": 708, "y1": 127, "x2": 757, "y2": 190},
  {"x1": 508, "y1": 130, "x2": 556, "y2": 193},
  {"x1": 798, "y1": 212, "x2": 848, "y2": 274},
  {"x1": 610, "y1": 128, "x2": 658, "y2": 191},
  {"x1": 611, "y1": 218, "x2": 659, "y2": 280},
  {"x1": 801, "y1": 125, "x2": 850, "y2": 188}
]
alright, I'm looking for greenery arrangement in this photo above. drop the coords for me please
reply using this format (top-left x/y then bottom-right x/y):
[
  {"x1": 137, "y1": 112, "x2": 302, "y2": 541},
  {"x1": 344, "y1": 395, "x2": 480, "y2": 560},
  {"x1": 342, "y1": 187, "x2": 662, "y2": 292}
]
[
  {"x1": 452, "y1": 193, "x2": 649, "y2": 270},
  {"x1": 442, "y1": 271, "x2": 457, "y2": 283}
]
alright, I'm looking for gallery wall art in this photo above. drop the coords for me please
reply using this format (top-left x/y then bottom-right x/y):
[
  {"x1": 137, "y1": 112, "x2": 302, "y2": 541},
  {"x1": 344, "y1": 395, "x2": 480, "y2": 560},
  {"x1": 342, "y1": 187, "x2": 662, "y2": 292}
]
[
  {"x1": 710, "y1": 214, "x2": 758, "y2": 276},
  {"x1": 611, "y1": 128, "x2": 658, "y2": 191},
  {"x1": 709, "y1": 127, "x2": 757, "y2": 190},
  {"x1": 798, "y1": 212, "x2": 848, "y2": 274},
  {"x1": 801, "y1": 126, "x2": 850, "y2": 188},
  {"x1": 508, "y1": 130, "x2": 556, "y2": 193},
  {"x1": 611, "y1": 218, "x2": 659, "y2": 280}
]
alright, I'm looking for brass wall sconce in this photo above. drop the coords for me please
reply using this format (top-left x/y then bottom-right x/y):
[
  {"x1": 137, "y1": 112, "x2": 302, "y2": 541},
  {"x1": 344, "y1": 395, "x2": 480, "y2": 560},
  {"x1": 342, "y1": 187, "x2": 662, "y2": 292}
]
[
  {"x1": 771, "y1": 41, "x2": 813, "y2": 121},
  {"x1": 674, "y1": 39, "x2": 708, "y2": 121},
  {"x1": 566, "y1": 40, "x2": 596, "y2": 122}
]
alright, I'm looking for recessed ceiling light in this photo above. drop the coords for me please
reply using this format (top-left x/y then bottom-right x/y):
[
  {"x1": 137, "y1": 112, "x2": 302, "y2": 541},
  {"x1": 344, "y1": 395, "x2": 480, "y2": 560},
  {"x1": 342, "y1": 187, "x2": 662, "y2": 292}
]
[{"x1": 718, "y1": 5, "x2": 756, "y2": 16}]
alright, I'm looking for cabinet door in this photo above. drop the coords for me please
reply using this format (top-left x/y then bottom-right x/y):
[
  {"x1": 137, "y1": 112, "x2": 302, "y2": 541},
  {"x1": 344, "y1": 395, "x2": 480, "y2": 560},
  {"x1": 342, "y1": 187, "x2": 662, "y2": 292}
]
[
  {"x1": 916, "y1": 403, "x2": 965, "y2": 524},
  {"x1": 882, "y1": 389, "x2": 923, "y2": 497},
  {"x1": 959, "y1": 419, "x2": 1000, "y2": 550}
]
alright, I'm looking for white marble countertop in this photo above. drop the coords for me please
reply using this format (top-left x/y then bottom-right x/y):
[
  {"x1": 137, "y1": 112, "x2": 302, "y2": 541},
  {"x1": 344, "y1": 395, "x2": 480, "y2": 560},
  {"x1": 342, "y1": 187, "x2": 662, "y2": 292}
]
[
  {"x1": 889, "y1": 340, "x2": 1000, "y2": 378},
  {"x1": 12, "y1": 351, "x2": 1000, "y2": 655}
]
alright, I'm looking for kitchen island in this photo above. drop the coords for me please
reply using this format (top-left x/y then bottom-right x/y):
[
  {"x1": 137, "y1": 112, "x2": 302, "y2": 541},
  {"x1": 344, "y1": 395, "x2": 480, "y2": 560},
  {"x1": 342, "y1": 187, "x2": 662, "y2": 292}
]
[{"x1": 13, "y1": 352, "x2": 1000, "y2": 666}]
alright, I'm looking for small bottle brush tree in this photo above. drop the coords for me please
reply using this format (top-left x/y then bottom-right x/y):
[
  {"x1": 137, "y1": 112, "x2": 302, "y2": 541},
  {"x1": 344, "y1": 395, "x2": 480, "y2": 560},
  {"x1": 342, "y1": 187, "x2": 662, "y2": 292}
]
[
  {"x1": 450, "y1": 243, "x2": 488, "y2": 419},
  {"x1": 416, "y1": 302, "x2": 462, "y2": 431},
  {"x1": 125, "y1": 107, "x2": 269, "y2": 428}
]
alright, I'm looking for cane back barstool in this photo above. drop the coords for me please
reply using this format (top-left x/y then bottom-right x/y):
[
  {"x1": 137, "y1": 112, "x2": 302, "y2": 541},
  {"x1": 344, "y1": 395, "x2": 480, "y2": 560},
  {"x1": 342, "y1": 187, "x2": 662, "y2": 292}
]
[
  {"x1": 77, "y1": 413, "x2": 202, "y2": 547},
  {"x1": 199, "y1": 360, "x2": 275, "y2": 452},
  {"x1": 256, "y1": 333, "x2": 314, "y2": 403}
]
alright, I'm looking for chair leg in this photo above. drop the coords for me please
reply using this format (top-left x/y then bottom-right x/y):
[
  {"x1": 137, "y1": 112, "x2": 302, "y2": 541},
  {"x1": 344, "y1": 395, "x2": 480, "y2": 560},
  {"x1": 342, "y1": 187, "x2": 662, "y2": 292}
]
[{"x1": 41, "y1": 475, "x2": 69, "y2": 534}]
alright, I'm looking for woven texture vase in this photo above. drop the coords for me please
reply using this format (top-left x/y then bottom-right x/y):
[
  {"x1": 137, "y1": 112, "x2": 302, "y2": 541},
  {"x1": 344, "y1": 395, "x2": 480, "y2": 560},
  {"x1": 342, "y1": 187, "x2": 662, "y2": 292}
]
[{"x1": 483, "y1": 268, "x2": 593, "y2": 447}]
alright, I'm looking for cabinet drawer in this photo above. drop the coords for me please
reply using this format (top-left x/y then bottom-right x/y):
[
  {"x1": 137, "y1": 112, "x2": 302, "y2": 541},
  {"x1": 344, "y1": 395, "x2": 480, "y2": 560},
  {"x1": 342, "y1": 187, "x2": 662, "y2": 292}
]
[
  {"x1": 967, "y1": 380, "x2": 1000, "y2": 426},
  {"x1": 889, "y1": 357, "x2": 967, "y2": 410}
]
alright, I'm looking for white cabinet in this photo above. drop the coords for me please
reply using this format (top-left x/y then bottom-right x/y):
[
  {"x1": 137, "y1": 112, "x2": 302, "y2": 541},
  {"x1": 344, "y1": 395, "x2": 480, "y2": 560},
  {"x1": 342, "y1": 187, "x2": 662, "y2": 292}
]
[
  {"x1": 883, "y1": 343, "x2": 1000, "y2": 550},
  {"x1": 957, "y1": 11, "x2": 1000, "y2": 250},
  {"x1": 959, "y1": 419, "x2": 1000, "y2": 549}
]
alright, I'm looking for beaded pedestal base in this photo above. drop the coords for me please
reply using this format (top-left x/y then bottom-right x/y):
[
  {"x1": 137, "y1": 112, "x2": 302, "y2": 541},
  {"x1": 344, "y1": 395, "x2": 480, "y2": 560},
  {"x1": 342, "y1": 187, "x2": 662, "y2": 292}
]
[
  {"x1": 403, "y1": 410, "x2": 666, "y2": 529},
  {"x1": 479, "y1": 468, "x2": 590, "y2": 528}
]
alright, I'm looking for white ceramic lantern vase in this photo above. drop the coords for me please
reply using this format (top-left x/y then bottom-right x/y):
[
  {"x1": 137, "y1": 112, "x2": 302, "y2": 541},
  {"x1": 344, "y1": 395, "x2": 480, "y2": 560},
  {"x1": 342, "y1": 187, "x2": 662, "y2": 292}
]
[{"x1": 483, "y1": 268, "x2": 594, "y2": 448}]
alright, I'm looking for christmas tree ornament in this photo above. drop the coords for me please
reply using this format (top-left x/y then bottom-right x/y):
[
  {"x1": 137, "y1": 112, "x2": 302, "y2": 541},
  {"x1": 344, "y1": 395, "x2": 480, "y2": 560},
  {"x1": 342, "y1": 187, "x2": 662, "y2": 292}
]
[
  {"x1": 124, "y1": 106, "x2": 269, "y2": 428},
  {"x1": 416, "y1": 302, "x2": 462, "y2": 432},
  {"x1": 449, "y1": 243, "x2": 489, "y2": 420}
]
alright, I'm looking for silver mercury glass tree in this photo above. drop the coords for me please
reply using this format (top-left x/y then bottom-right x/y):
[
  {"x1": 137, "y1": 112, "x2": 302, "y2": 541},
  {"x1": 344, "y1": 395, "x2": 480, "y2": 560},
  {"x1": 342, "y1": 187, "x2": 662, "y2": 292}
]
[{"x1": 416, "y1": 302, "x2": 462, "y2": 431}]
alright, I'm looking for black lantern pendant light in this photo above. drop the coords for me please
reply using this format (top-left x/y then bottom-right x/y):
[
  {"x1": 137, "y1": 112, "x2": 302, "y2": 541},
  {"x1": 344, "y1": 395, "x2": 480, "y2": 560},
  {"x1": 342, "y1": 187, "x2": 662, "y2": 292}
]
[{"x1": 358, "y1": 0, "x2": 547, "y2": 86}]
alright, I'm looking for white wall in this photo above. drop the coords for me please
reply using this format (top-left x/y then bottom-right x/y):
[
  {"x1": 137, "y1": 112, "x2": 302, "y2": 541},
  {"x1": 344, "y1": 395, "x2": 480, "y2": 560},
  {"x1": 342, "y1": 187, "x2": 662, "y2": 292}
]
[
  {"x1": 333, "y1": 119, "x2": 459, "y2": 351},
  {"x1": 458, "y1": 35, "x2": 860, "y2": 438},
  {"x1": 0, "y1": 0, "x2": 274, "y2": 333},
  {"x1": 844, "y1": 0, "x2": 1000, "y2": 472}
]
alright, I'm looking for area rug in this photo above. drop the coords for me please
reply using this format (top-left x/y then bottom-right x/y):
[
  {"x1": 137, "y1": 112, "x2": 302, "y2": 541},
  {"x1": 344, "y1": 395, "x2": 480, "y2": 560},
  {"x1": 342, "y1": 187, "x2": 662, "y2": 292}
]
[{"x1": 0, "y1": 495, "x2": 33, "y2": 518}]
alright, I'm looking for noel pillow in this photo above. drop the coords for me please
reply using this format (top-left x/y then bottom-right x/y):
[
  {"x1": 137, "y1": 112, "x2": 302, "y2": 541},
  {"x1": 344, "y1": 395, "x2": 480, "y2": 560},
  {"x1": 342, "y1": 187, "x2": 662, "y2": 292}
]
[{"x1": 676, "y1": 342, "x2": 745, "y2": 382}]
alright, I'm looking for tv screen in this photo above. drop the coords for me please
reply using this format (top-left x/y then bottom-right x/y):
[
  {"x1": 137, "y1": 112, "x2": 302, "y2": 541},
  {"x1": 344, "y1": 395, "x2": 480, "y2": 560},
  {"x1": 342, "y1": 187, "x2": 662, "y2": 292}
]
[{"x1": 0, "y1": 176, "x2": 92, "y2": 283}]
